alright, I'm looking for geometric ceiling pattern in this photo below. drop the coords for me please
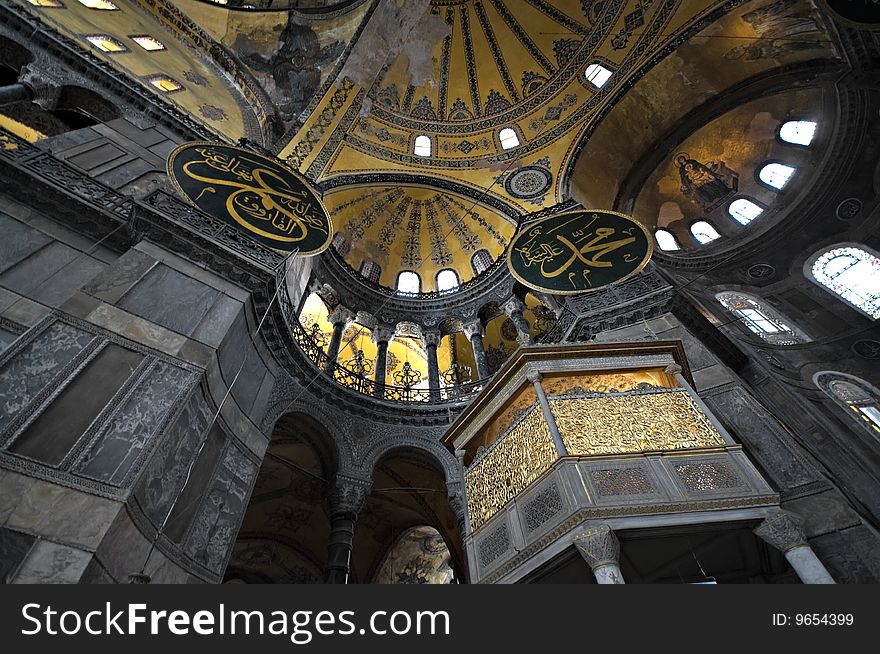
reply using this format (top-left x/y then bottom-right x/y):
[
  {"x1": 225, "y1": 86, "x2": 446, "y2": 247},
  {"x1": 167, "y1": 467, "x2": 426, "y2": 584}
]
[{"x1": 324, "y1": 183, "x2": 515, "y2": 290}]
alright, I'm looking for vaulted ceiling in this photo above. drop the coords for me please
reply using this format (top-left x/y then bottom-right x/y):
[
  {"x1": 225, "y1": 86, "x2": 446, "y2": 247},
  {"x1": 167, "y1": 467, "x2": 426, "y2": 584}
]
[{"x1": 10, "y1": 0, "x2": 847, "y2": 287}]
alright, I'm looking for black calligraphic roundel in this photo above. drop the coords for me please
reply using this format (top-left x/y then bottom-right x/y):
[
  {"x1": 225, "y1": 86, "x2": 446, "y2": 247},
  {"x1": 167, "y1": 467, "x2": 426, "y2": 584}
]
[
  {"x1": 507, "y1": 209, "x2": 653, "y2": 295},
  {"x1": 167, "y1": 142, "x2": 333, "y2": 254}
]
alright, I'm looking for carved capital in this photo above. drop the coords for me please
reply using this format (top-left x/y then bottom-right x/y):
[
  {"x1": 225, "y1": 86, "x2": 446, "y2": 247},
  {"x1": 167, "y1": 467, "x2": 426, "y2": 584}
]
[
  {"x1": 572, "y1": 524, "x2": 620, "y2": 569},
  {"x1": 328, "y1": 305, "x2": 355, "y2": 327},
  {"x1": 525, "y1": 368, "x2": 543, "y2": 384},
  {"x1": 462, "y1": 320, "x2": 485, "y2": 340},
  {"x1": 754, "y1": 511, "x2": 807, "y2": 553},
  {"x1": 326, "y1": 475, "x2": 372, "y2": 518},
  {"x1": 371, "y1": 324, "x2": 396, "y2": 344},
  {"x1": 664, "y1": 363, "x2": 683, "y2": 375},
  {"x1": 503, "y1": 296, "x2": 527, "y2": 317},
  {"x1": 422, "y1": 329, "x2": 441, "y2": 348},
  {"x1": 18, "y1": 63, "x2": 63, "y2": 110}
]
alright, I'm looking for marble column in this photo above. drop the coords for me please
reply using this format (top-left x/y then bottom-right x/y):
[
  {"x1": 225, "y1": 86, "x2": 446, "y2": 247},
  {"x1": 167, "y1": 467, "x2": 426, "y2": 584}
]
[
  {"x1": 0, "y1": 83, "x2": 32, "y2": 106},
  {"x1": 423, "y1": 330, "x2": 441, "y2": 401},
  {"x1": 573, "y1": 524, "x2": 625, "y2": 584},
  {"x1": 463, "y1": 320, "x2": 490, "y2": 380},
  {"x1": 324, "y1": 475, "x2": 372, "y2": 584},
  {"x1": 503, "y1": 297, "x2": 534, "y2": 346},
  {"x1": 372, "y1": 324, "x2": 395, "y2": 397},
  {"x1": 754, "y1": 511, "x2": 835, "y2": 584},
  {"x1": 527, "y1": 369, "x2": 567, "y2": 457},
  {"x1": 324, "y1": 305, "x2": 354, "y2": 369}
]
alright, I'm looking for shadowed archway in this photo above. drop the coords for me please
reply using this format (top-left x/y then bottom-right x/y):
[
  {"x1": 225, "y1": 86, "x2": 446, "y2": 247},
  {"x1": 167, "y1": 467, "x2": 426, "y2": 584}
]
[{"x1": 223, "y1": 413, "x2": 338, "y2": 583}]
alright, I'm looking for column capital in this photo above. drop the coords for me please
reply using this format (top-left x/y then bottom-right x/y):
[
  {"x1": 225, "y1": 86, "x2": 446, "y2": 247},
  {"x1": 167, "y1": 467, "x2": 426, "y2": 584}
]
[
  {"x1": 572, "y1": 524, "x2": 620, "y2": 569},
  {"x1": 525, "y1": 368, "x2": 543, "y2": 384},
  {"x1": 422, "y1": 329, "x2": 441, "y2": 347},
  {"x1": 754, "y1": 511, "x2": 807, "y2": 553},
  {"x1": 326, "y1": 475, "x2": 372, "y2": 518},
  {"x1": 462, "y1": 320, "x2": 485, "y2": 339},
  {"x1": 327, "y1": 305, "x2": 355, "y2": 326},
  {"x1": 371, "y1": 324, "x2": 396, "y2": 344},
  {"x1": 18, "y1": 63, "x2": 63, "y2": 110},
  {"x1": 664, "y1": 363, "x2": 683, "y2": 375},
  {"x1": 503, "y1": 296, "x2": 527, "y2": 316}
]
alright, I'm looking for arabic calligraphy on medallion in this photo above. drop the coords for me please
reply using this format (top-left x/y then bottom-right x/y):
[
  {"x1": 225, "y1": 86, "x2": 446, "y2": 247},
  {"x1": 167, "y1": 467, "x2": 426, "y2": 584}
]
[
  {"x1": 507, "y1": 209, "x2": 653, "y2": 294},
  {"x1": 167, "y1": 142, "x2": 332, "y2": 254}
]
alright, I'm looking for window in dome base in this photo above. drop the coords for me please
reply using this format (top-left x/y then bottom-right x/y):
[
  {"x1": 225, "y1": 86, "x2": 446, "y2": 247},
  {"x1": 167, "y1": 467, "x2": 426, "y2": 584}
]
[
  {"x1": 691, "y1": 221, "x2": 720, "y2": 244},
  {"x1": 498, "y1": 127, "x2": 520, "y2": 150},
  {"x1": 76, "y1": 0, "x2": 118, "y2": 9},
  {"x1": 584, "y1": 62, "x2": 613, "y2": 89},
  {"x1": 728, "y1": 198, "x2": 764, "y2": 225},
  {"x1": 396, "y1": 271, "x2": 421, "y2": 294},
  {"x1": 758, "y1": 162, "x2": 796, "y2": 190},
  {"x1": 655, "y1": 229, "x2": 679, "y2": 251},
  {"x1": 131, "y1": 35, "x2": 166, "y2": 52},
  {"x1": 436, "y1": 269, "x2": 460, "y2": 292},
  {"x1": 413, "y1": 135, "x2": 432, "y2": 157},
  {"x1": 85, "y1": 35, "x2": 128, "y2": 53},
  {"x1": 779, "y1": 120, "x2": 817, "y2": 146}
]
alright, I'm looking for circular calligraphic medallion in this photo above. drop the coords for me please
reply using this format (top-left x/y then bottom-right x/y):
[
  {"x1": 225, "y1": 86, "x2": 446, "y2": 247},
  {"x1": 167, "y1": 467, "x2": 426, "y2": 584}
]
[
  {"x1": 167, "y1": 142, "x2": 332, "y2": 254},
  {"x1": 507, "y1": 209, "x2": 653, "y2": 295}
]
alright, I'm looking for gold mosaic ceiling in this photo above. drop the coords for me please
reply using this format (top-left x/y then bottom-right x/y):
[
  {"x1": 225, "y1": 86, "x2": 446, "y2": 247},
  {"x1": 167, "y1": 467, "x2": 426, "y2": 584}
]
[
  {"x1": 13, "y1": 0, "x2": 843, "y2": 289},
  {"x1": 325, "y1": 183, "x2": 514, "y2": 290}
]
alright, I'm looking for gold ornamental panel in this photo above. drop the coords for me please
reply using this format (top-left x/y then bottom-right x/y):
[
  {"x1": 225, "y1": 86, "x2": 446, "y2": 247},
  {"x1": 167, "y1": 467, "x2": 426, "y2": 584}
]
[
  {"x1": 465, "y1": 406, "x2": 557, "y2": 531},
  {"x1": 550, "y1": 390, "x2": 725, "y2": 456}
]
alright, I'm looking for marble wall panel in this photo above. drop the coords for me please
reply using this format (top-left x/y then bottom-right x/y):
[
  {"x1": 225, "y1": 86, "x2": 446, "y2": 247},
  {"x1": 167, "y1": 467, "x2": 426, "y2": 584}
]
[
  {"x1": 184, "y1": 443, "x2": 257, "y2": 574},
  {"x1": 0, "y1": 322, "x2": 94, "y2": 432},
  {"x1": 0, "y1": 213, "x2": 51, "y2": 275},
  {"x1": 75, "y1": 362, "x2": 196, "y2": 485},
  {"x1": 118, "y1": 264, "x2": 219, "y2": 336},
  {"x1": 135, "y1": 387, "x2": 214, "y2": 527},
  {"x1": 0, "y1": 527, "x2": 34, "y2": 583}
]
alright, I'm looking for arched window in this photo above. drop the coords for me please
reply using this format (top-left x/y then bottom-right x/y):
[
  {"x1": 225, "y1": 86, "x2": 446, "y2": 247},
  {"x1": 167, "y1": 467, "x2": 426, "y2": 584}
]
[
  {"x1": 655, "y1": 229, "x2": 679, "y2": 251},
  {"x1": 360, "y1": 260, "x2": 381, "y2": 283},
  {"x1": 584, "y1": 62, "x2": 613, "y2": 88},
  {"x1": 413, "y1": 135, "x2": 432, "y2": 157},
  {"x1": 396, "y1": 271, "x2": 421, "y2": 294},
  {"x1": 85, "y1": 35, "x2": 127, "y2": 53},
  {"x1": 436, "y1": 269, "x2": 459, "y2": 292},
  {"x1": 779, "y1": 120, "x2": 817, "y2": 146},
  {"x1": 498, "y1": 127, "x2": 520, "y2": 150},
  {"x1": 691, "y1": 221, "x2": 720, "y2": 244},
  {"x1": 728, "y1": 198, "x2": 764, "y2": 225},
  {"x1": 716, "y1": 291, "x2": 809, "y2": 345},
  {"x1": 471, "y1": 249, "x2": 493, "y2": 275},
  {"x1": 814, "y1": 372, "x2": 880, "y2": 438},
  {"x1": 332, "y1": 233, "x2": 349, "y2": 255},
  {"x1": 807, "y1": 245, "x2": 880, "y2": 319},
  {"x1": 758, "y1": 162, "x2": 795, "y2": 190}
]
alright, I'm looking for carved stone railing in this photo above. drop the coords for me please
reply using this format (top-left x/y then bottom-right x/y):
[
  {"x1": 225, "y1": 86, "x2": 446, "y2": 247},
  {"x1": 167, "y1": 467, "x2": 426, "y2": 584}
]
[{"x1": 285, "y1": 313, "x2": 487, "y2": 405}]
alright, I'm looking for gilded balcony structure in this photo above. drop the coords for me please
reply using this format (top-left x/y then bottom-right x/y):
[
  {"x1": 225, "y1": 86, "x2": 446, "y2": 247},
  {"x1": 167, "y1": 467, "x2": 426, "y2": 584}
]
[{"x1": 442, "y1": 342, "x2": 781, "y2": 584}]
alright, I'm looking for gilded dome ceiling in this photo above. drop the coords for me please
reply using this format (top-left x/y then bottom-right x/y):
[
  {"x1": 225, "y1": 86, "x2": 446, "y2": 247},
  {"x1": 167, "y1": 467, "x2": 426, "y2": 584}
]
[
  {"x1": 9, "y1": 0, "x2": 846, "y2": 293},
  {"x1": 324, "y1": 183, "x2": 515, "y2": 291}
]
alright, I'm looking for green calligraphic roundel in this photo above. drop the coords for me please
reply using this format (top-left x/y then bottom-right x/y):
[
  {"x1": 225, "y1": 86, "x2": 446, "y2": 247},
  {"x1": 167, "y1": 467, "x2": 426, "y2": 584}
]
[
  {"x1": 167, "y1": 142, "x2": 333, "y2": 254},
  {"x1": 507, "y1": 209, "x2": 653, "y2": 295}
]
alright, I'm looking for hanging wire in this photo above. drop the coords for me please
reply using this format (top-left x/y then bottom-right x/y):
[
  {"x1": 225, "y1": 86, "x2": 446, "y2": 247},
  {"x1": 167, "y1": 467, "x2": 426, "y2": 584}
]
[{"x1": 134, "y1": 249, "x2": 299, "y2": 580}]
